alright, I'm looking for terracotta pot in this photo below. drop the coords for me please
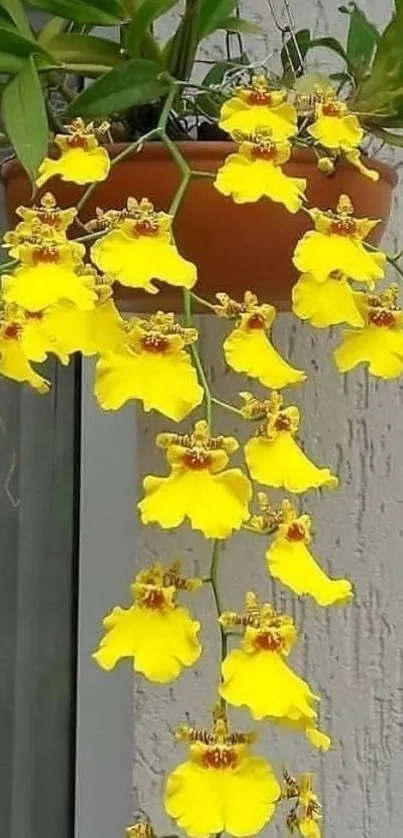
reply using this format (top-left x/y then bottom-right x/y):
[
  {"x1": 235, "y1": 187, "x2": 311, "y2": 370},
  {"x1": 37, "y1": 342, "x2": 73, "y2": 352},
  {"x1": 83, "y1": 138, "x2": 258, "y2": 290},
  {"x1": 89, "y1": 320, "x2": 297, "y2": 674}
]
[{"x1": 1, "y1": 142, "x2": 398, "y2": 312}]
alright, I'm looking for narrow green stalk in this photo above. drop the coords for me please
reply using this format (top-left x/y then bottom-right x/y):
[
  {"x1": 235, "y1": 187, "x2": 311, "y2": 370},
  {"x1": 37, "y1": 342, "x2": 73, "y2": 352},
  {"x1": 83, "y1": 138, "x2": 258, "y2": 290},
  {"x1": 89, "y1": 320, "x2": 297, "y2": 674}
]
[
  {"x1": 191, "y1": 170, "x2": 215, "y2": 179},
  {"x1": 155, "y1": 107, "x2": 213, "y2": 429},
  {"x1": 386, "y1": 254, "x2": 403, "y2": 281},
  {"x1": 190, "y1": 290, "x2": 218, "y2": 312},
  {"x1": 76, "y1": 127, "x2": 160, "y2": 215},
  {"x1": 0, "y1": 258, "x2": 17, "y2": 273},
  {"x1": 208, "y1": 539, "x2": 227, "y2": 708},
  {"x1": 184, "y1": 289, "x2": 213, "y2": 428},
  {"x1": 157, "y1": 84, "x2": 178, "y2": 130},
  {"x1": 211, "y1": 397, "x2": 244, "y2": 418},
  {"x1": 169, "y1": 169, "x2": 192, "y2": 216},
  {"x1": 75, "y1": 230, "x2": 104, "y2": 245},
  {"x1": 365, "y1": 241, "x2": 403, "y2": 281}
]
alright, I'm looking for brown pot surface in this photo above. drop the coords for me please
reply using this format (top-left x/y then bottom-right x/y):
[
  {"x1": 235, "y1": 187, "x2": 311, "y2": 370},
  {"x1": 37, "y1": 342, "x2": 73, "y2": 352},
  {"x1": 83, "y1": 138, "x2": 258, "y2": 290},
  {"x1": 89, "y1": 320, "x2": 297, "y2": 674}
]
[{"x1": 1, "y1": 142, "x2": 398, "y2": 312}]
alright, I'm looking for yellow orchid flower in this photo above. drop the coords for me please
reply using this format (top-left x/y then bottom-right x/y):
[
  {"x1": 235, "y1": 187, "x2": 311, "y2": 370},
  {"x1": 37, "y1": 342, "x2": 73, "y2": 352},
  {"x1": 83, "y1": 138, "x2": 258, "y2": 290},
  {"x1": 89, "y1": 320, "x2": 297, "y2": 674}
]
[
  {"x1": 219, "y1": 593, "x2": 330, "y2": 750},
  {"x1": 93, "y1": 562, "x2": 202, "y2": 683},
  {"x1": 2, "y1": 304, "x2": 69, "y2": 365},
  {"x1": 293, "y1": 194, "x2": 386, "y2": 286},
  {"x1": 266, "y1": 499, "x2": 353, "y2": 606},
  {"x1": 292, "y1": 272, "x2": 364, "y2": 328},
  {"x1": 2, "y1": 227, "x2": 96, "y2": 312},
  {"x1": 219, "y1": 75, "x2": 297, "y2": 139},
  {"x1": 214, "y1": 129, "x2": 306, "y2": 212},
  {"x1": 43, "y1": 274, "x2": 126, "y2": 358},
  {"x1": 94, "y1": 312, "x2": 203, "y2": 421},
  {"x1": 243, "y1": 392, "x2": 338, "y2": 493},
  {"x1": 307, "y1": 88, "x2": 378, "y2": 181},
  {"x1": 139, "y1": 421, "x2": 252, "y2": 539},
  {"x1": 3, "y1": 193, "x2": 77, "y2": 258},
  {"x1": 334, "y1": 284, "x2": 403, "y2": 378},
  {"x1": 216, "y1": 291, "x2": 306, "y2": 388},
  {"x1": 36, "y1": 119, "x2": 110, "y2": 187},
  {"x1": 164, "y1": 705, "x2": 280, "y2": 838},
  {"x1": 308, "y1": 87, "x2": 363, "y2": 151},
  {"x1": 90, "y1": 197, "x2": 197, "y2": 293},
  {"x1": 283, "y1": 772, "x2": 322, "y2": 838},
  {"x1": 0, "y1": 311, "x2": 50, "y2": 393}
]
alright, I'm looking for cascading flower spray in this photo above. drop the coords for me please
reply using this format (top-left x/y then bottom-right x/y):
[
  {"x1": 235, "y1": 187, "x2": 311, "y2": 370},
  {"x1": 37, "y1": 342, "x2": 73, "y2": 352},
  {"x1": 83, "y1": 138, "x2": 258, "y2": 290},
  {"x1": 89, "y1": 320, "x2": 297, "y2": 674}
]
[{"x1": 2, "y1": 72, "x2": 402, "y2": 838}]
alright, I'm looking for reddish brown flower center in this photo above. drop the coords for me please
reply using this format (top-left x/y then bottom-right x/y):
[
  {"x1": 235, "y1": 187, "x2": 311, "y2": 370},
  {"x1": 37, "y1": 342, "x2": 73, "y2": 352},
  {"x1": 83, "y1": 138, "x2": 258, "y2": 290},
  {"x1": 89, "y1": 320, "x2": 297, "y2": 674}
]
[
  {"x1": 245, "y1": 90, "x2": 273, "y2": 106},
  {"x1": 286, "y1": 522, "x2": 306, "y2": 542},
  {"x1": 368, "y1": 309, "x2": 397, "y2": 327},
  {"x1": 274, "y1": 414, "x2": 292, "y2": 432},
  {"x1": 32, "y1": 246, "x2": 60, "y2": 264},
  {"x1": 330, "y1": 218, "x2": 357, "y2": 236},
  {"x1": 321, "y1": 102, "x2": 342, "y2": 117},
  {"x1": 67, "y1": 135, "x2": 88, "y2": 149},
  {"x1": 3, "y1": 323, "x2": 20, "y2": 340},
  {"x1": 132, "y1": 220, "x2": 160, "y2": 237},
  {"x1": 254, "y1": 631, "x2": 283, "y2": 651},
  {"x1": 246, "y1": 313, "x2": 265, "y2": 330},
  {"x1": 250, "y1": 145, "x2": 276, "y2": 162},
  {"x1": 141, "y1": 334, "x2": 170, "y2": 353},
  {"x1": 202, "y1": 747, "x2": 237, "y2": 769},
  {"x1": 182, "y1": 450, "x2": 212, "y2": 470},
  {"x1": 141, "y1": 588, "x2": 166, "y2": 609}
]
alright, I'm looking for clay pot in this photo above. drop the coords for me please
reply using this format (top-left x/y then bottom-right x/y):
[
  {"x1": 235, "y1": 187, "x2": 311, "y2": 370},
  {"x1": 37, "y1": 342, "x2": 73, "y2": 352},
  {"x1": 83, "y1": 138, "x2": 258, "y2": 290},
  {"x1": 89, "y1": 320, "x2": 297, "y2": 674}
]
[{"x1": 1, "y1": 142, "x2": 398, "y2": 312}]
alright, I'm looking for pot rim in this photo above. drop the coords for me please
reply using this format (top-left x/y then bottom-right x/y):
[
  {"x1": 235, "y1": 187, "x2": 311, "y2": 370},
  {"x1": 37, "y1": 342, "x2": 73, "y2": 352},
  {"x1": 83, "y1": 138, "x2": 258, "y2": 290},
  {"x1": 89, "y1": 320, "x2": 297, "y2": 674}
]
[{"x1": 1, "y1": 140, "x2": 399, "y2": 188}]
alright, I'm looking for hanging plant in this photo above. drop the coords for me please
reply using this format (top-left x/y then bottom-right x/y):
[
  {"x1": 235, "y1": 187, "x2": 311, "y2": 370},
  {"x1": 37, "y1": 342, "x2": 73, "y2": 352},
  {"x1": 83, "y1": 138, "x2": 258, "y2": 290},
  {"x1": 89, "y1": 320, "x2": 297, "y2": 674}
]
[{"x1": 0, "y1": 1, "x2": 403, "y2": 836}]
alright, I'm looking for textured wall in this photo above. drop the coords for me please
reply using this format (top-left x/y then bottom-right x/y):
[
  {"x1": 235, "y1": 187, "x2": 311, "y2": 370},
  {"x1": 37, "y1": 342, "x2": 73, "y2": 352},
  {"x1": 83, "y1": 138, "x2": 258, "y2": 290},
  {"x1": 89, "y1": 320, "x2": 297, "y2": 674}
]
[{"x1": 133, "y1": 2, "x2": 403, "y2": 837}]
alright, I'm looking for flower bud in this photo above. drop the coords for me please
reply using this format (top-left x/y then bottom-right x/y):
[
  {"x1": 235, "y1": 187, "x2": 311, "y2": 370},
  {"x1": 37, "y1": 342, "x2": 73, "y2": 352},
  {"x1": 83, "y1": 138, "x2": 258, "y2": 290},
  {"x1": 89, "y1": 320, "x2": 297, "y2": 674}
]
[{"x1": 317, "y1": 156, "x2": 335, "y2": 175}]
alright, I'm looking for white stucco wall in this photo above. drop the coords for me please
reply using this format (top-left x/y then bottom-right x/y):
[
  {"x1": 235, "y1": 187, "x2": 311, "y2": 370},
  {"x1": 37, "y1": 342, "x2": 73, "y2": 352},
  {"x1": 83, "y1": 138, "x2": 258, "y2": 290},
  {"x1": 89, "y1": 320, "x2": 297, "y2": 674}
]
[{"x1": 131, "y1": 2, "x2": 403, "y2": 837}]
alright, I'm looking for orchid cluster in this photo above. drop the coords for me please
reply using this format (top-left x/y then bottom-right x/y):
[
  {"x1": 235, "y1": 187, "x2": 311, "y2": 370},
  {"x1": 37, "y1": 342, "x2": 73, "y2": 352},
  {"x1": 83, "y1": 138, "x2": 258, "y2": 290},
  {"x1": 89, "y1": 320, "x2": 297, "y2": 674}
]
[{"x1": 1, "y1": 75, "x2": 401, "y2": 838}]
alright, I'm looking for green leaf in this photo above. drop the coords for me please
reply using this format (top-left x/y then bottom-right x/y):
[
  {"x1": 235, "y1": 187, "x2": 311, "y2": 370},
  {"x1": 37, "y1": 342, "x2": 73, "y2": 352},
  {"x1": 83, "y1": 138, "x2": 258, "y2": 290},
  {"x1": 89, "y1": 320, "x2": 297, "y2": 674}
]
[
  {"x1": 216, "y1": 17, "x2": 263, "y2": 35},
  {"x1": 67, "y1": 58, "x2": 171, "y2": 116},
  {"x1": 197, "y1": 0, "x2": 238, "y2": 38},
  {"x1": 197, "y1": 56, "x2": 248, "y2": 116},
  {"x1": 0, "y1": 6, "x2": 17, "y2": 30},
  {"x1": 353, "y1": 8, "x2": 403, "y2": 117},
  {"x1": 126, "y1": 0, "x2": 179, "y2": 57},
  {"x1": 24, "y1": 0, "x2": 122, "y2": 25},
  {"x1": 38, "y1": 16, "x2": 66, "y2": 44},
  {"x1": 46, "y1": 33, "x2": 122, "y2": 69},
  {"x1": 0, "y1": 25, "x2": 54, "y2": 60},
  {"x1": 309, "y1": 35, "x2": 350, "y2": 66},
  {"x1": 339, "y1": 2, "x2": 379, "y2": 79},
  {"x1": 281, "y1": 28, "x2": 311, "y2": 82},
  {"x1": 0, "y1": 52, "x2": 23, "y2": 72},
  {"x1": 370, "y1": 125, "x2": 403, "y2": 146},
  {"x1": 2, "y1": 56, "x2": 48, "y2": 181},
  {"x1": 0, "y1": 0, "x2": 32, "y2": 36}
]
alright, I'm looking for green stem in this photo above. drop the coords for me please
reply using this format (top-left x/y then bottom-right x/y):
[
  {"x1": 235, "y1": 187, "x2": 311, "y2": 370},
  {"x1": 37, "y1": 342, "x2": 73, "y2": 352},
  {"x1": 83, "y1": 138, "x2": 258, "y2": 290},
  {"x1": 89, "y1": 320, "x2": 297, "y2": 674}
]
[
  {"x1": 157, "y1": 84, "x2": 178, "y2": 129},
  {"x1": 183, "y1": 288, "x2": 213, "y2": 427},
  {"x1": 387, "y1": 254, "x2": 403, "y2": 281},
  {"x1": 211, "y1": 397, "x2": 244, "y2": 418},
  {"x1": 365, "y1": 241, "x2": 403, "y2": 281},
  {"x1": 0, "y1": 258, "x2": 17, "y2": 273},
  {"x1": 190, "y1": 290, "x2": 218, "y2": 312},
  {"x1": 76, "y1": 127, "x2": 160, "y2": 215},
  {"x1": 191, "y1": 170, "x2": 215, "y2": 179},
  {"x1": 153, "y1": 98, "x2": 213, "y2": 429},
  {"x1": 208, "y1": 540, "x2": 227, "y2": 707},
  {"x1": 169, "y1": 168, "x2": 192, "y2": 216},
  {"x1": 75, "y1": 230, "x2": 104, "y2": 245}
]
